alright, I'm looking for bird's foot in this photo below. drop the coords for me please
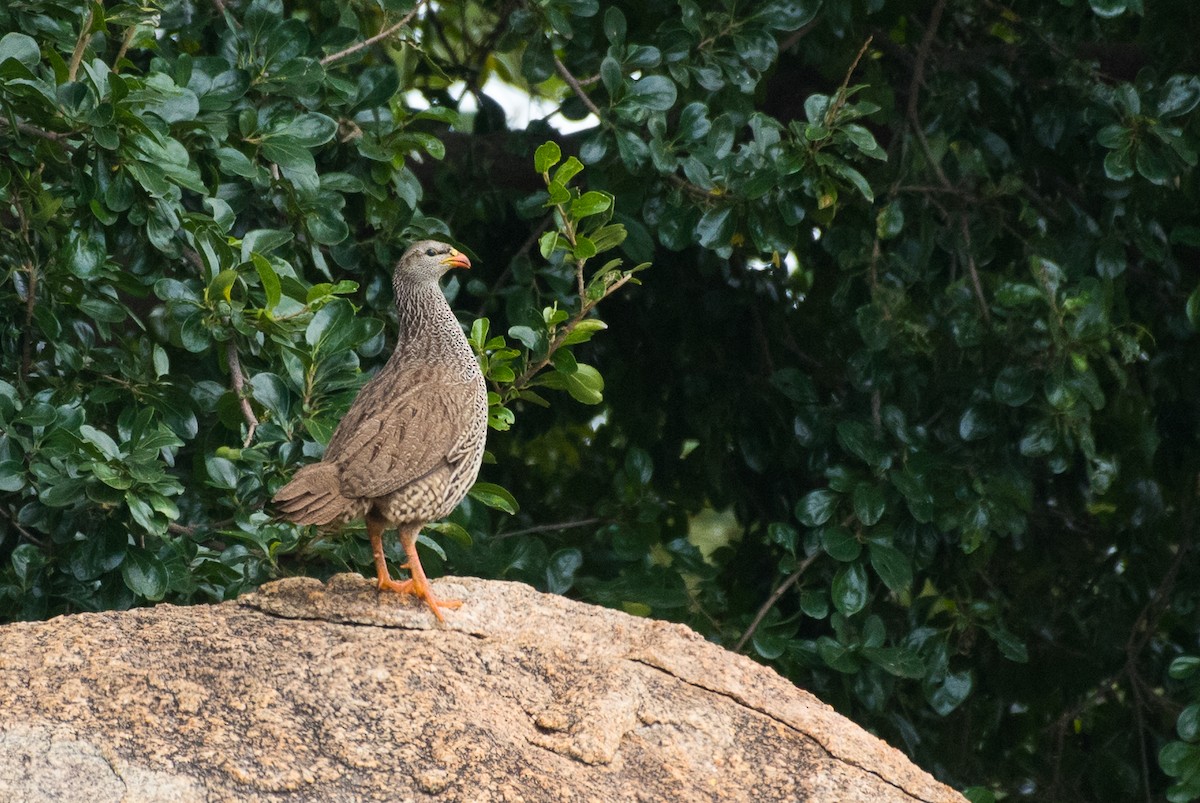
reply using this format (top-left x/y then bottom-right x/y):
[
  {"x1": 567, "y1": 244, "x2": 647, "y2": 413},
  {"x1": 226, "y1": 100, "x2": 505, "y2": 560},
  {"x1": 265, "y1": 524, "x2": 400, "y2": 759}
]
[{"x1": 377, "y1": 575, "x2": 462, "y2": 623}]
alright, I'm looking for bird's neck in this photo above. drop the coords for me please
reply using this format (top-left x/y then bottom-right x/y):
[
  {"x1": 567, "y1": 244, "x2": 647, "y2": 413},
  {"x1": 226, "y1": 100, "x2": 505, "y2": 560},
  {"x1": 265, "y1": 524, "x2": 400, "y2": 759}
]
[{"x1": 393, "y1": 280, "x2": 475, "y2": 369}]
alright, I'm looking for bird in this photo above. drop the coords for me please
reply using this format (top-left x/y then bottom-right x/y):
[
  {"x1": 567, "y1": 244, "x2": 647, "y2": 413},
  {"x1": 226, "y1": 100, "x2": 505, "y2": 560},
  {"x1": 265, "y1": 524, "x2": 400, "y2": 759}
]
[{"x1": 273, "y1": 240, "x2": 487, "y2": 621}]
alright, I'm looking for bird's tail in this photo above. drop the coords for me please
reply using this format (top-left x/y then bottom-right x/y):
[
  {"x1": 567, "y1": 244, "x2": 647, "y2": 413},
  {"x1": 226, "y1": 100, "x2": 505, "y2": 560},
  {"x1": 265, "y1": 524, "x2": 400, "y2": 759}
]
[{"x1": 273, "y1": 462, "x2": 355, "y2": 526}]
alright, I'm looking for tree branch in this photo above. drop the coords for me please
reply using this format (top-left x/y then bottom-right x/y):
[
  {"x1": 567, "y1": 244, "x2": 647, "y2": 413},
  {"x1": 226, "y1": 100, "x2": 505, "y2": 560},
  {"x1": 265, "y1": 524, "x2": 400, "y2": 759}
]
[
  {"x1": 553, "y1": 56, "x2": 605, "y2": 120},
  {"x1": 734, "y1": 552, "x2": 820, "y2": 653},
  {"x1": 226, "y1": 343, "x2": 259, "y2": 447},
  {"x1": 958, "y1": 214, "x2": 991, "y2": 324},
  {"x1": 320, "y1": 2, "x2": 425, "y2": 67},
  {"x1": 0, "y1": 117, "x2": 71, "y2": 144},
  {"x1": 68, "y1": 6, "x2": 95, "y2": 82},
  {"x1": 905, "y1": 0, "x2": 952, "y2": 190},
  {"x1": 495, "y1": 517, "x2": 604, "y2": 540}
]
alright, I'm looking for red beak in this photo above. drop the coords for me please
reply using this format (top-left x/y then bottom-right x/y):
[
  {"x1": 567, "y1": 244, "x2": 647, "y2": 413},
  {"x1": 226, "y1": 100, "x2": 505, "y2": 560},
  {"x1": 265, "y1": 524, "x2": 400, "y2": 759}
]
[{"x1": 443, "y1": 249, "x2": 471, "y2": 270}]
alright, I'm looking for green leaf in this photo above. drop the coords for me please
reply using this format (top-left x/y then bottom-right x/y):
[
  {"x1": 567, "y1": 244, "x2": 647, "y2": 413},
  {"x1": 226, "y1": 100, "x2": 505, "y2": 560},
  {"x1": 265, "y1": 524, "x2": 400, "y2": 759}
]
[
  {"x1": 121, "y1": 548, "x2": 169, "y2": 601},
  {"x1": 603, "y1": 7, "x2": 626, "y2": 42},
  {"x1": 677, "y1": 101, "x2": 711, "y2": 141},
  {"x1": 573, "y1": 236, "x2": 597, "y2": 260},
  {"x1": 820, "y1": 526, "x2": 861, "y2": 561},
  {"x1": 958, "y1": 406, "x2": 992, "y2": 441},
  {"x1": 817, "y1": 636, "x2": 861, "y2": 673},
  {"x1": 0, "y1": 33, "x2": 40, "y2": 68},
  {"x1": 11, "y1": 543, "x2": 47, "y2": 583},
  {"x1": 797, "y1": 489, "x2": 839, "y2": 527},
  {"x1": 1088, "y1": 0, "x2": 1127, "y2": 17},
  {"x1": 1159, "y1": 75, "x2": 1200, "y2": 119},
  {"x1": 535, "y1": 141, "x2": 561, "y2": 174},
  {"x1": 552, "y1": 156, "x2": 584, "y2": 187},
  {"x1": 468, "y1": 481, "x2": 519, "y2": 514},
  {"x1": 600, "y1": 56, "x2": 623, "y2": 95},
  {"x1": 571, "y1": 191, "x2": 612, "y2": 218},
  {"x1": 539, "y1": 231, "x2": 560, "y2": 259},
  {"x1": 305, "y1": 298, "x2": 354, "y2": 352},
  {"x1": 1104, "y1": 147, "x2": 1134, "y2": 181},
  {"x1": 265, "y1": 112, "x2": 337, "y2": 147},
  {"x1": 1178, "y1": 704, "x2": 1200, "y2": 742},
  {"x1": 826, "y1": 158, "x2": 874, "y2": 202},
  {"x1": 68, "y1": 527, "x2": 128, "y2": 581},
  {"x1": 564, "y1": 363, "x2": 604, "y2": 405},
  {"x1": 928, "y1": 670, "x2": 974, "y2": 715},
  {"x1": 869, "y1": 542, "x2": 913, "y2": 592},
  {"x1": 425, "y1": 521, "x2": 473, "y2": 548},
  {"x1": 507, "y1": 325, "x2": 540, "y2": 351},
  {"x1": 1187, "y1": 284, "x2": 1200, "y2": 330},
  {"x1": 695, "y1": 207, "x2": 733, "y2": 249},
  {"x1": 546, "y1": 547, "x2": 583, "y2": 594},
  {"x1": 876, "y1": 202, "x2": 905, "y2": 239},
  {"x1": 994, "y1": 366, "x2": 1035, "y2": 406},
  {"x1": 831, "y1": 562, "x2": 869, "y2": 616},
  {"x1": 0, "y1": 460, "x2": 26, "y2": 492},
  {"x1": 253, "y1": 255, "x2": 281, "y2": 309},
  {"x1": 983, "y1": 624, "x2": 1029, "y2": 663},
  {"x1": 1019, "y1": 420, "x2": 1057, "y2": 457},
  {"x1": 79, "y1": 424, "x2": 121, "y2": 460},
  {"x1": 627, "y1": 75, "x2": 677, "y2": 111},
  {"x1": 1170, "y1": 656, "x2": 1200, "y2": 680},
  {"x1": 1095, "y1": 239, "x2": 1126, "y2": 278},
  {"x1": 863, "y1": 646, "x2": 925, "y2": 678},
  {"x1": 852, "y1": 482, "x2": 886, "y2": 526},
  {"x1": 561, "y1": 318, "x2": 608, "y2": 346}
]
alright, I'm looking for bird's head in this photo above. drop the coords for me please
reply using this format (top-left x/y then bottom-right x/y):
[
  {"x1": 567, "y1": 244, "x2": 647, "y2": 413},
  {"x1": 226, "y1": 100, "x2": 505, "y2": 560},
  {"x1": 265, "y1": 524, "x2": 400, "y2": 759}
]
[{"x1": 395, "y1": 240, "x2": 471, "y2": 285}]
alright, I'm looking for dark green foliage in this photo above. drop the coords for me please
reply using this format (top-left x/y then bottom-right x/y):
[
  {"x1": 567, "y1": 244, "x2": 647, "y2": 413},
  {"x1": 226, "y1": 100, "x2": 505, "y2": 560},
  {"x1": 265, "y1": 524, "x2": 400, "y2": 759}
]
[{"x1": 2, "y1": 0, "x2": 1199, "y2": 799}]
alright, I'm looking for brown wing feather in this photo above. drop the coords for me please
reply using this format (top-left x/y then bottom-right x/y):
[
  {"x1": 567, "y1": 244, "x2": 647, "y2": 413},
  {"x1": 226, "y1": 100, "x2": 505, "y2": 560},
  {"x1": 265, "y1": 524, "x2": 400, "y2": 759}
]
[
  {"x1": 324, "y1": 362, "x2": 481, "y2": 501},
  {"x1": 273, "y1": 461, "x2": 355, "y2": 525}
]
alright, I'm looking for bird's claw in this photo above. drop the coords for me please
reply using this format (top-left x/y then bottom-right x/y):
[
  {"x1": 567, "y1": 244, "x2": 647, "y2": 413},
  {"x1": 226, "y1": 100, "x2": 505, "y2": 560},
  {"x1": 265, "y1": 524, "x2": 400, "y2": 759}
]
[{"x1": 377, "y1": 575, "x2": 462, "y2": 622}]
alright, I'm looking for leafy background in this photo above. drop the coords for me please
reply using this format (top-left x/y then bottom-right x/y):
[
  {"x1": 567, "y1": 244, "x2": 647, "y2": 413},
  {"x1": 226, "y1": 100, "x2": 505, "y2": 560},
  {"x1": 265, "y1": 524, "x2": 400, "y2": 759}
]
[{"x1": 2, "y1": 0, "x2": 1200, "y2": 800}]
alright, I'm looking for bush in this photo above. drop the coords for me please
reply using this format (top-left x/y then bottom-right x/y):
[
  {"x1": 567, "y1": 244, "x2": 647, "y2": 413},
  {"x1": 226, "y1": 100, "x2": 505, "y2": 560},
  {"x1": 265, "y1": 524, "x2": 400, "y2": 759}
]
[{"x1": 2, "y1": 0, "x2": 1199, "y2": 799}]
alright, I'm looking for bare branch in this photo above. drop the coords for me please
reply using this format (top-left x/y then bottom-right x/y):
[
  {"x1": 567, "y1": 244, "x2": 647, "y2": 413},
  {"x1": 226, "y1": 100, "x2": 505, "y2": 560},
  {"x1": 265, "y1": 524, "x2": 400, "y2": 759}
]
[
  {"x1": 68, "y1": 6, "x2": 95, "y2": 82},
  {"x1": 553, "y1": 56, "x2": 605, "y2": 120},
  {"x1": 495, "y1": 517, "x2": 605, "y2": 540},
  {"x1": 734, "y1": 552, "x2": 820, "y2": 653},
  {"x1": 825, "y1": 36, "x2": 874, "y2": 126},
  {"x1": 320, "y1": 1, "x2": 425, "y2": 67},
  {"x1": 0, "y1": 117, "x2": 71, "y2": 144},
  {"x1": 905, "y1": 0, "x2": 952, "y2": 189},
  {"x1": 958, "y1": 215, "x2": 991, "y2": 324},
  {"x1": 226, "y1": 343, "x2": 259, "y2": 447}
]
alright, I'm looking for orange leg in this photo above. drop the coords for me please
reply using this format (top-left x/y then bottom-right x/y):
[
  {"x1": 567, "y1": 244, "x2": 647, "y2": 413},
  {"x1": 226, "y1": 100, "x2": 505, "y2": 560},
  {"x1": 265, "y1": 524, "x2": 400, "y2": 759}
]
[{"x1": 367, "y1": 512, "x2": 461, "y2": 622}]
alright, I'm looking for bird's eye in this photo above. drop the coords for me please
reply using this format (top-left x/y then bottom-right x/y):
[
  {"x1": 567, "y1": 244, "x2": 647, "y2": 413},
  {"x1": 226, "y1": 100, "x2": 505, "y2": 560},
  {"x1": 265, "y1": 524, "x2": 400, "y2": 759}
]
[{"x1": 425, "y1": 248, "x2": 437, "y2": 257}]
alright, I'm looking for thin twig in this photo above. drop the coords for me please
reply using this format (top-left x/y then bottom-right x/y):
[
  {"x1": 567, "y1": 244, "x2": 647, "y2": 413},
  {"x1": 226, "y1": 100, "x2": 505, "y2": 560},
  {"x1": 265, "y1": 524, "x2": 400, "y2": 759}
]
[
  {"x1": 824, "y1": 36, "x2": 874, "y2": 126},
  {"x1": 495, "y1": 517, "x2": 604, "y2": 540},
  {"x1": 476, "y1": 215, "x2": 554, "y2": 317},
  {"x1": 666, "y1": 173, "x2": 714, "y2": 200},
  {"x1": 958, "y1": 215, "x2": 991, "y2": 324},
  {"x1": 509, "y1": 272, "x2": 634, "y2": 393},
  {"x1": 0, "y1": 117, "x2": 70, "y2": 143},
  {"x1": 734, "y1": 552, "x2": 820, "y2": 653},
  {"x1": 905, "y1": 0, "x2": 951, "y2": 189},
  {"x1": 553, "y1": 56, "x2": 605, "y2": 119},
  {"x1": 1, "y1": 506, "x2": 45, "y2": 548},
  {"x1": 320, "y1": 2, "x2": 425, "y2": 67},
  {"x1": 226, "y1": 343, "x2": 259, "y2": 446},
  {"x1": 68, "y1": 6, "x2": 95, "y2": 82},
  {"x1": 20, "y1": 261, "x2": 36, "y2": 384},
  {"x1": 778, "y1": 18, "x2": 820, "y2": 53},
  {"x1": 112, "y1": 23, "x2": 139, "y2": 70}
]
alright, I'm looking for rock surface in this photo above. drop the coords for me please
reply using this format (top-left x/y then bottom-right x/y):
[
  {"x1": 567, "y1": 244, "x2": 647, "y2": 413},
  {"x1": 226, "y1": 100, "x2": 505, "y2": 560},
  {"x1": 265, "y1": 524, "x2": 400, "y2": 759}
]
[{"x1": 0, "y1": 574, "x2": 965, "y2": 802}]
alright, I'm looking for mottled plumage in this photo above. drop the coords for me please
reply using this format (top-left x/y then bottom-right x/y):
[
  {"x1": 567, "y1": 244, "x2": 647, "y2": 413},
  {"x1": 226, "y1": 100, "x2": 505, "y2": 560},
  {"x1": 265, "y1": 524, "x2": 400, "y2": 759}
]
[{"x1": 274, "y1": 240, "x2": 485, "y2": 620}]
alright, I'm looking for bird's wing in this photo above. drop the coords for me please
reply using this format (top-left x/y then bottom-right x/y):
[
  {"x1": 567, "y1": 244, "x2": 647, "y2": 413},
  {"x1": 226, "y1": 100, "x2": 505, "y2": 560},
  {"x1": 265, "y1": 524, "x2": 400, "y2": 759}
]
[{"x1": 324, "y1": 363, "x2": 481, "y2": 500}]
